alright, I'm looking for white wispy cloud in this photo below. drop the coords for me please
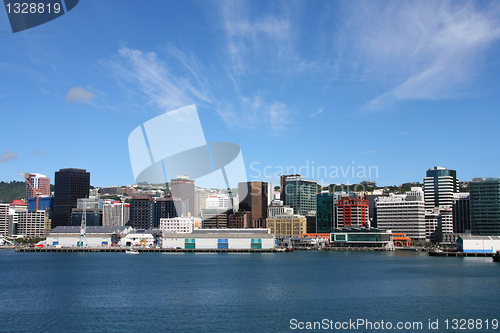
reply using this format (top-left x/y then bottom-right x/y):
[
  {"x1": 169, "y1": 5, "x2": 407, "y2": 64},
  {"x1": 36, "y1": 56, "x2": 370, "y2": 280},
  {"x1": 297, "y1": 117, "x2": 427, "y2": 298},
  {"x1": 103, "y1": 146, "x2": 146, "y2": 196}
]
[
  {"x1": 337, "y1": 1, "x2": 500, "y2": 109},
  {"x1": 0, "y1": 149, "x2": 18, "y2": 163},
  {"x1": 216, "y1": 95, "x2": 291, "y2": 132},
  {"x1": 65, "y1": 87, "x2": 97, "y2": 103},
  {"x1": 309, "y1": 107, "x2": 324, "y2": 118},
  {"x1": 218, "y1": 0, "x2": 293, "y2": 75},
  {"x1": 106, "y1": 45, "x2": 294, "y2": 132},
  {"x1": 107, "y1": 47, "x2": 212, "y2": 112}
]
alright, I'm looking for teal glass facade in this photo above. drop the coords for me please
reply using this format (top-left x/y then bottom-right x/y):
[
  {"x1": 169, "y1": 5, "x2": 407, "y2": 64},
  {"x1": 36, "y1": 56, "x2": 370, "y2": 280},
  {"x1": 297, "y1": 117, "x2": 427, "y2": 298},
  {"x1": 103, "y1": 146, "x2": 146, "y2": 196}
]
[
  {"x1": 470, "y1": 178, "x2": 500, "y2": 235},
  {"x1": 316, "y1": 193, "x2": 335, "y2": 233}
]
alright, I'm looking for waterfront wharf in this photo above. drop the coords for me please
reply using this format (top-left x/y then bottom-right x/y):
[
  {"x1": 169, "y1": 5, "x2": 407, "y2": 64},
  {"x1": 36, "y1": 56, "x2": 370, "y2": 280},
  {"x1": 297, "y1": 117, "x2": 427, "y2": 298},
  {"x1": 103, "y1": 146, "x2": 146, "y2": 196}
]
[
  {"x1": 15, "y1": 247, "x2": 279, "y2": 253},
  {"x1": 428, "y1": 250, "x2": 494, "y2": 257}
]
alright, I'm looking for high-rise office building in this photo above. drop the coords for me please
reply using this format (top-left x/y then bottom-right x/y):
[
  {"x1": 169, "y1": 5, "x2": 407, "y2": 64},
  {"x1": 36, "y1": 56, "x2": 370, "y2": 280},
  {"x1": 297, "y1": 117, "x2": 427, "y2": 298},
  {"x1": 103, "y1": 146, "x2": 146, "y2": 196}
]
[
  {"x1": 238, "y1": 181, "x2": 268, "y2": 228},
  {"x1": 267, "y1": 201, "x2": 294, "y2": 218},
  {"x1": 102, "y1": 202, "x2": 130, "y2": 227},
  {"x1": 316, "y1": 192, "x2": 335, "y2": 233},
  {"x1": 170, "y1": 176, "x2": 195, "y2": 217},
  {"x1": 280, "y1": 175, "x2": 317, "y2": 215},
  {"x1": 71, "y1": 208, "x2": 102, "y2": 227},
  {"x1": 365, "y1": 191, "x2": 387, "y2": 228},
  {"x1": 24, "y1": 173, "x2": 51, "y2": 200},
  {"x1": 154, "y1": 197, "x2": 181, "y2": 228},
  {"x1": 201, "y1": 208, "x2": 231, "y2": 228},
  {"x1": 423, "y1": 166, "x2": 459, "y2": 210},
  {"x1": 128, "y1": 195, "x2": 154, "y2": 229},
  {"x1": 53, "y1": 168, "x2": 90, "y2": 228},
  {"x1": 16, "y1": 210, "x2": 50, "y2": 238},
  {"x1": 194, "y1": 188, "x2": 208, "y2": 218},
  {"x1": 425, "y1": 206, "x2": 453, "y2": 243},
  {"x1": 376, "y1": 188, "x2": 426, "y2": 242},
  {"x1": 452, "y1": 192, "x2": 470, "y2": 234},
  {"x1": 336, "y1": 197, "x2": 369, "y2": 228},
  {"x1": 0, "y1": 204, "x2": 14, "y2": 237},
  {"x1": 470, "y1": 178, "x2": 500, "y2": 235}
]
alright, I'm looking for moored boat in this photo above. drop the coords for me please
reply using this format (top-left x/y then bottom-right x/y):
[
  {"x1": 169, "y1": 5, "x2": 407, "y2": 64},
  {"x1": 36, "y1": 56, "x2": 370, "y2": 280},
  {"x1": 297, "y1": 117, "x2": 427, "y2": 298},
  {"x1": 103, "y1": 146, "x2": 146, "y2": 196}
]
[
  {"x1": 126, "y1": 249, "x2": 139, "y2": 255},
  {"x1": 493, "y1": 250, "x2": 500, "y2": 262}
]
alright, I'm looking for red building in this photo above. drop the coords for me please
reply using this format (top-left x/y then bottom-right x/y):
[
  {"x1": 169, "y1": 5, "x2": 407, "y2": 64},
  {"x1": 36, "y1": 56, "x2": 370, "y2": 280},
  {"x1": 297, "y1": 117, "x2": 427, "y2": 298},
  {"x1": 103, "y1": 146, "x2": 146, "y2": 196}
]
[
  {"x1": 25, "y1": 173, "x2": 51, "y2": 200},
  {"x1": 336, "y1": 197, "x2": 369, "y2": 227}
]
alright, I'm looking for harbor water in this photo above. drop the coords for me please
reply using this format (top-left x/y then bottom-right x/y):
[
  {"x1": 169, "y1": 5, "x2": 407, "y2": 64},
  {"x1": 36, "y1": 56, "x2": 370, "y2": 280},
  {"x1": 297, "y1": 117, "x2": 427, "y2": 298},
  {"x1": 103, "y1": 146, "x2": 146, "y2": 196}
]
[{"x1": 0, "y1": 250, "x2": 499, "y2": 332}]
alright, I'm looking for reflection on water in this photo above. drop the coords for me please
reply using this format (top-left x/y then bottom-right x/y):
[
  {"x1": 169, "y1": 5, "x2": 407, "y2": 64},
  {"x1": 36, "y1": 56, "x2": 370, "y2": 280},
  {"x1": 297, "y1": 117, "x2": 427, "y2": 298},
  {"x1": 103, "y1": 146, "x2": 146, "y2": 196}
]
[{"x1": 0, "y1": 250, "x2": 498, "y2": 332}]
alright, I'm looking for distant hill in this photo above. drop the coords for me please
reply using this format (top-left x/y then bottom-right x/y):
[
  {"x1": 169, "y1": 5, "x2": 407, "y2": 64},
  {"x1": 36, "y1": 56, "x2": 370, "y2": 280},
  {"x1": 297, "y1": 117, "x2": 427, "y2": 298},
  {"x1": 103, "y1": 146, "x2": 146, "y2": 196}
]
[{"x1": 0, "y1": 181, "x2": 25, "y2": 203}]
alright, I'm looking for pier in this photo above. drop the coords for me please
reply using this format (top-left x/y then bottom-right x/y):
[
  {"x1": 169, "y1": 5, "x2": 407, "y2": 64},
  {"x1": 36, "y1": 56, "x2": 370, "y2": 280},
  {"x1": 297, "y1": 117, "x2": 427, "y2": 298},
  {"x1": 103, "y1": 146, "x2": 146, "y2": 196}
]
[
  {"x1": 428, "y1": 250, "x2": 494, "y2": 257},
  {"x1": 15, "y1": 247, "x2": 279, "y2": 253}
]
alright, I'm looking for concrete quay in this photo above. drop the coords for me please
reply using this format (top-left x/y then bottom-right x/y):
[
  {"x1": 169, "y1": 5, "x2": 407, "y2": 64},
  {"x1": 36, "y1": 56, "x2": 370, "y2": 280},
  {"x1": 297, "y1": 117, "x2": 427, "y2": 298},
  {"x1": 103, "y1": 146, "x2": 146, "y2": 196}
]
[{"x1": 15, "y1": 247, "x2": 279, "y2": 253}]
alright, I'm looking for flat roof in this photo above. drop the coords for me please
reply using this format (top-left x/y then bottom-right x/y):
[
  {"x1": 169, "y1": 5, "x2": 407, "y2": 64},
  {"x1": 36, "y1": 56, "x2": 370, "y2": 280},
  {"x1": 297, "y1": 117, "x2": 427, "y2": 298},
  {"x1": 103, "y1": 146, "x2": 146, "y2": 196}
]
[
  {"x1": 50, "y1": 226, "x2": 117, "y2": 234},
  {"x1": 460, "y1": 235, "x2": 500, "y2": 241},
  {"x1": 163, "y1": 232, "x2": 274, "y2": 239}
]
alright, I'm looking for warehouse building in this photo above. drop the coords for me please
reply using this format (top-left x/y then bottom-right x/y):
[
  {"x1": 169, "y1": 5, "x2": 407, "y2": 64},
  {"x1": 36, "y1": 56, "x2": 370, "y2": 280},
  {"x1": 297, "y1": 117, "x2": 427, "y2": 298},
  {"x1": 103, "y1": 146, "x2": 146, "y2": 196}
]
[
  {"x1": 46, "y1": 226, "x2": 124, "y2": 247},
  {"x1": 162, "y1": 229, "x2": 275, "y2": 250},
  {"x1": 457, "y1": 235, "x2": 500, "y2": 253}
]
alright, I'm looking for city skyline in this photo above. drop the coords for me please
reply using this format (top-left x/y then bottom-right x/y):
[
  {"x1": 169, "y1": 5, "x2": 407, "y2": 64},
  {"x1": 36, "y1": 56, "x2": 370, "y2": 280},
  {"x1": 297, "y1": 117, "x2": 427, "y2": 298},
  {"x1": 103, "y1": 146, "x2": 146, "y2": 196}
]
[{"x1": 1, "y1": 1, "x2": 500, "y2": 187}]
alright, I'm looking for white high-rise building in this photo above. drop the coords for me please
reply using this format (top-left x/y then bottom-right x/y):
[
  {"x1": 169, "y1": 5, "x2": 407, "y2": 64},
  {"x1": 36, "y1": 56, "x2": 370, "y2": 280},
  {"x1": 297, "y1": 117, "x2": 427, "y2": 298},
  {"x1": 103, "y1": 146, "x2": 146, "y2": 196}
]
[
  {"x1": 206, "y1": 194, "x2": 232, "y2": 210},
  {"x1": 267, "y1": 204, "x2": 294, "y2": 218},
  {"x1": 423, "y1": 166, "x2": 459, "y2": 210},
  {"x1": 102, "y1": 202, "x2": 130, "y2": 227},
  {"x1": 426, "y1": 206, "x2": 453, "y2": 243},
  {"x1": 16, "y1": 210, "x2": 49, "y2": 238},
  {"x1": 0, "y1": 204, "x2": 14, "y2": 237},
  {"x1": 376, "y1": 188, "x2": 426, "y2": 242}
]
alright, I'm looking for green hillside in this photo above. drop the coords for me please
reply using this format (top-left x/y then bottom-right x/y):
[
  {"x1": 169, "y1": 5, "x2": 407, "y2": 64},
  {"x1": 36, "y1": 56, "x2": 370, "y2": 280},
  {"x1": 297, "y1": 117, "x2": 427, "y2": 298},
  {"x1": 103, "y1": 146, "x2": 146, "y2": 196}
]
[{"x1": 0, "y1": 181, "x2": 26, "y2": 203}]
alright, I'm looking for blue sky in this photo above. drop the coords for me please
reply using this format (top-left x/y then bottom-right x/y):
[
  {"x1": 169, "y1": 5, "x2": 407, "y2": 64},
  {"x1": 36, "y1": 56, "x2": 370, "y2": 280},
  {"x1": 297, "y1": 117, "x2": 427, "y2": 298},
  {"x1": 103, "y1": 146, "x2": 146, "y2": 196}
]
[{"x1": 1, "y1": 0, "x2": 500, "y2": 188}]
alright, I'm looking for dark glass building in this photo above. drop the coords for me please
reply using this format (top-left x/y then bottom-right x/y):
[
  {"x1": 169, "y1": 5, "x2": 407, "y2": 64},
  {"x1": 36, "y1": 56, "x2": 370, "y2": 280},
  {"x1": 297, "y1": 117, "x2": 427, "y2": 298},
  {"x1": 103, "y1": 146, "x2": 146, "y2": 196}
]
[
  {"x1": 71, "y1": 208, "x2": 102, "y2": 227},
  {"x1": 470, "y1": 178, "x2": 500, "y2": 235},
  {"x1": 52, "y1": 168, "x2": 90, "y2": 228},
  {"x1": 452, "y1": 193, "x2": 470, "y2": 233},
  {"x1": 316, "y1": 192, "x2": 335, "y2": 233},
  {"x1": 201, "y1": 208, "x2": 232, "y2": 228},
  {"x1": 154, "y1": 197, "x2": 180, "y2": 228},
  {"x1": 128, "y1": 195, "x2": 154, "y2": 229}
]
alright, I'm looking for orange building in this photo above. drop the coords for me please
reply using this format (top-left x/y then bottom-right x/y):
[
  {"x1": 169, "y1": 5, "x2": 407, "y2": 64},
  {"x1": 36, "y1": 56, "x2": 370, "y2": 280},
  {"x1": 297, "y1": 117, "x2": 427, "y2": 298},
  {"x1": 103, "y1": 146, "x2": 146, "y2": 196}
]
[
  {"x1": 393, "y1": 233, "x2": 412, "y2": 247},
  {"x1": 300, "y1": 233, "x2": 331, "y2": 243},
  {"x1": 336, "y1": 197, "x2": 369, "y2": 227}
]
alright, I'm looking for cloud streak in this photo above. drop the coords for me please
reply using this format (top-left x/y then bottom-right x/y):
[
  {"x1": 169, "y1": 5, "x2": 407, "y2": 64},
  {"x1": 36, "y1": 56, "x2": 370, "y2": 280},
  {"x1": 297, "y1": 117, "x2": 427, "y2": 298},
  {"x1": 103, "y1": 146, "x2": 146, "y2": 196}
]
[
  {"x1": 216, "y1": 95, "x2": 291, "y2": 132},
  {"x1": 66, "y1": 87, "x2": 97, "y2": 103},
  {"x1": 337, "y1": 1, "x2": 500, "y2": 109},
  {"x1": 107, "y1": 45, "x2": 294, "y2": 132},
  {"x1": 309, "y1": 107, "x2": 324, "y2": 118},
  {"x1": 108, "y1": 47, "x2": 213, "y2": 113},
  {"x1": 218, "y1": 1, "x2": 293, "y2": 75},
  {"x1": 0, "y1": 149, "x2": 18, "y2": 163}
]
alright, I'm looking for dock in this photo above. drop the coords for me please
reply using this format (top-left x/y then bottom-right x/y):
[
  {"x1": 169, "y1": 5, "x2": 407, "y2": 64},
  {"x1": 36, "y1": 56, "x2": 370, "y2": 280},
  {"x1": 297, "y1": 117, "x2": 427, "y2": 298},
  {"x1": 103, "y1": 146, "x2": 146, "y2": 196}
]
[
  {"x1": 15, "y1": 247, "x2": 279, "y2": 253},
  {"x1": 428, "y1": 250, "x2": 494, "y2": 257}
]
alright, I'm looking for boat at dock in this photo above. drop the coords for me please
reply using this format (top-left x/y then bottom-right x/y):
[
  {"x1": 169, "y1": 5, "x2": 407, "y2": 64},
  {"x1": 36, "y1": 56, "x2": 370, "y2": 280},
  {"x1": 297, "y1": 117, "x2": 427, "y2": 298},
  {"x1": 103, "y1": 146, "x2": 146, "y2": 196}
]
[
  {"x1": 125, "y1": 249, "x2": 139, "y2": 255},
  {"x1": 493, "y1": 251, "x2": 500, "y2": 262}
]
